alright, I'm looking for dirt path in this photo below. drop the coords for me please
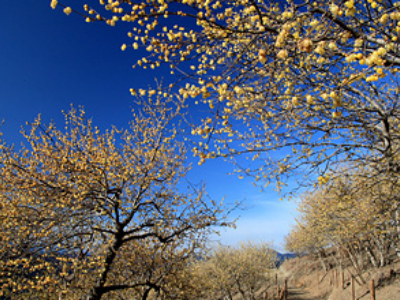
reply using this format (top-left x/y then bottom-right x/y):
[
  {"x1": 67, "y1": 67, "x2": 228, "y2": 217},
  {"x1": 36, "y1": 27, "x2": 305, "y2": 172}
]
[
  {"x1": 275, "y1": 268, "x2": 326, "y2": 300},
  {"x1": 285, "y1": 287, "x2": 324, "y2": 300}
]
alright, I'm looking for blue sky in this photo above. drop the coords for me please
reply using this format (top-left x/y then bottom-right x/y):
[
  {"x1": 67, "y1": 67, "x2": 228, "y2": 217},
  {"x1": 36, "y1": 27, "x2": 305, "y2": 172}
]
[{"x1": 0, "y1": 1, "x2": 299, "y2": 251}]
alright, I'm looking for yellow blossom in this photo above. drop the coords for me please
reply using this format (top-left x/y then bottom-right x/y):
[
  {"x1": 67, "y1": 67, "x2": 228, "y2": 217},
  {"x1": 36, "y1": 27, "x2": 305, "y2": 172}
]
[
  {"x1": 277, "y1": 49, "x2": 288, "y2": 59},
  {"x1": 50, "y1": 0, "x2": 58, "y2": 9},
  {"x1": 330, "y1": 4, "x2": 339, "y2": 16},
  {"x1": 63, "y1": 7, "x2": 72, "y2": 15}
]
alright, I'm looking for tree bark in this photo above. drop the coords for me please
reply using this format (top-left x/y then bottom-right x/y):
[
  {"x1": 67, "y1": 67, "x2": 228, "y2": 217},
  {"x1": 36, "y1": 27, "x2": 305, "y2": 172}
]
[{"x1": 82, "y1": 232, "x2": 124, "y2": 300}]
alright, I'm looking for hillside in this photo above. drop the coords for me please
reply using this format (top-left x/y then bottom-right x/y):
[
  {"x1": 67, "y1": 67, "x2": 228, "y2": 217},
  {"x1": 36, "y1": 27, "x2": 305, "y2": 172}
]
[
  {"x1": 276, "y1": 252, "x2": 297, "y2": 266},
  {"x1": 268, "y1": 250, "x2": 400, "y2": 300}
]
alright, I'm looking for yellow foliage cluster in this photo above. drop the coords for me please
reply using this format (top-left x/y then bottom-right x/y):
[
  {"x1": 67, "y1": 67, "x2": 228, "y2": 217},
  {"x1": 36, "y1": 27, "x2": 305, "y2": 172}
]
[
  {"x1": 50, "y1": 0, "x2": 400, "y2": 194},
  {"x1": 180, "y1": 241, "x2": 277, "y2": 300},
  {"x1": 285, "y1": 166, "x2": 400, "y2": 279},
  {"x1": 0, "y1": 100, "x2": 233, "y2": 299}
]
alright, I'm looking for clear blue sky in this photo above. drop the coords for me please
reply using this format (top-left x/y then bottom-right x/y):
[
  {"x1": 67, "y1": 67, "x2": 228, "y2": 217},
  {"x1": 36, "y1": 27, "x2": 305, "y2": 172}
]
[{"x1": 0, "y1": 1, "x2": 298, "y2": 251}]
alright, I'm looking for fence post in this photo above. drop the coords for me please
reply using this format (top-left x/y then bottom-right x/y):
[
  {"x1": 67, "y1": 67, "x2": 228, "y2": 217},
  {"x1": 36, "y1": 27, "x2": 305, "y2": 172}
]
[
  {"x1": 335, "y1": 269, "x2": 338, "y2": 289},
  {"x1": 370, "y1": 279, "x2": 375, "y2": 300},
  {"x1": 279, "y1": 287, "x2": 285, "y2": 300},
  {"x1": 317, "y1": 267, "x2": 319, "y2": 285},
  {"x1": 351, "y1": 276, "x2": 355, "y2": 300},
  {"x1": 341, "y1": 270, "x2": 344, "y2": 290},
  {"x1": 276, "y1": 284, "x2": 281, "y2": 300},
  {"x1": 284, "y1": 278, "x2": 288, "y2": 300}
]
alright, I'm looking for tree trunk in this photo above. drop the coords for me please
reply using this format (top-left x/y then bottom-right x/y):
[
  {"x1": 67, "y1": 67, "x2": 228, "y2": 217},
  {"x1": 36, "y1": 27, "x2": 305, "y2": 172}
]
[
  {"x1": 373, "y1": 235, "x2": 390, "y2": 267},
  {"x1": 345, "y1": 245, "x2": 366, "y2": 285},
  {"x1": 395, "y1": 204, "x2": 400, "y2": 257},
  {"x1": 82, "y1": 233, "x2": 124, "y2": 300},
  {"x1": 318, "y1": 251, "x2": 328, "y2": 273},
  {"x1": 364, "y1": 244, "x2": 377, "y2": 268}
]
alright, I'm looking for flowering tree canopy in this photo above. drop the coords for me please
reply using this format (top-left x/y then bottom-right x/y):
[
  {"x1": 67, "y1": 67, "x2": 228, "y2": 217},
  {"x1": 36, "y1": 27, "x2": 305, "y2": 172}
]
[
  {"x1": 51, "y1": 0, "x2": 400, "y2": 194},
  {"x1": 285, "y1": 165, "x2": 400, "y2": 282},
  {"x1": 0, "y1": 100, "x2": 233, "y2": 299}
]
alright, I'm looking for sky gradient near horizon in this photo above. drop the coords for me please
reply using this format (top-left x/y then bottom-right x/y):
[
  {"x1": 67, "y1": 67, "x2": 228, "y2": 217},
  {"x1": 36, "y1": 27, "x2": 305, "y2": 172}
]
[{"x1": 0, "y1": 1, "x2": 299, "y2": 251}]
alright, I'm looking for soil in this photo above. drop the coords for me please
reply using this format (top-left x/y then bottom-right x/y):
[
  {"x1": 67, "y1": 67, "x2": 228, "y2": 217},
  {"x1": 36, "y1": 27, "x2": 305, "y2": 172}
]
[
  {"x1": 285, "y1": 287, "x2": 323, "y2": 300},
  {"x1": 276, "y1": 253, "x2": 400, "y2": 300},
  {"x1": 273, "y1": 267, "x2": 330, "y2": 300}
]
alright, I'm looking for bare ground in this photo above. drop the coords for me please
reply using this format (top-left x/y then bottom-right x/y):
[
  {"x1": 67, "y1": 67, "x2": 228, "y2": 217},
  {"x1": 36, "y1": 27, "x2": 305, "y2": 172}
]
[
  {"x1": 274, "y1": 268, "x2": 329, "y2": 300},
  {"x1": 286, "y1": 287, "x2": 324, "y2": 300},
  {"x1": 277, "y1": 254, "x2": 400, "y2": 300}
]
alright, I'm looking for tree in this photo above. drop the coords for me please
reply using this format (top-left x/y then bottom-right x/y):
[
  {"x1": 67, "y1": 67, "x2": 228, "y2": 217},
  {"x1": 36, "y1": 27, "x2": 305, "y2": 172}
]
[
  {"x1": 285, "y1": 166, "x2": 400, "y2": 283},
  {"x1": 51, "y1": 0, "x2": 400, "y2": 195},
  {"x1": 0, "y1": 99, "x2": 234, "y2": 300},
  {"x1": 182, "y1": 241, "x2": 277, "y2": 300},
  {"x1": 100, "y1": 236, "x2": 208, "y2": 300}
]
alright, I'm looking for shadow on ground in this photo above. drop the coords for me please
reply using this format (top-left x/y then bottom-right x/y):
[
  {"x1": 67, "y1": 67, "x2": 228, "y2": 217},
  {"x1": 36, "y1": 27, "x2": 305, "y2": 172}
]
[{"x1": 286, "y1": 287, "x2": 325, "y2": 300}]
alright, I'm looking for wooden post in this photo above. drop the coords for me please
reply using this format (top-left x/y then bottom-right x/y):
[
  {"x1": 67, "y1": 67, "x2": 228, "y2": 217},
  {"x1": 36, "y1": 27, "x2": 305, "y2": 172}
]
[
  {"x1": 370, "y1": 279, "x2": 375, "y2": 300},
  {"x1": 351, "y1": 276, "x2": 355, "y2": 300},
  {"x1": 341, "y1": 270, "x2": 344, "y2": 290},
  {"x1": 335, "y1": 269, "x2": 338, "y2": 289},
  {"x1": 279, "y1": 288, "x2": 285, "y2": 300},
  {"x1": 277, "y1": 284, "x2": 280, "y2": 300},
  {"x1": 284, "y1": 278, "x2": 288, "y2": 300},
  {"x1": 276, "y1": 273, "x2": 278, "y2": 285}
]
